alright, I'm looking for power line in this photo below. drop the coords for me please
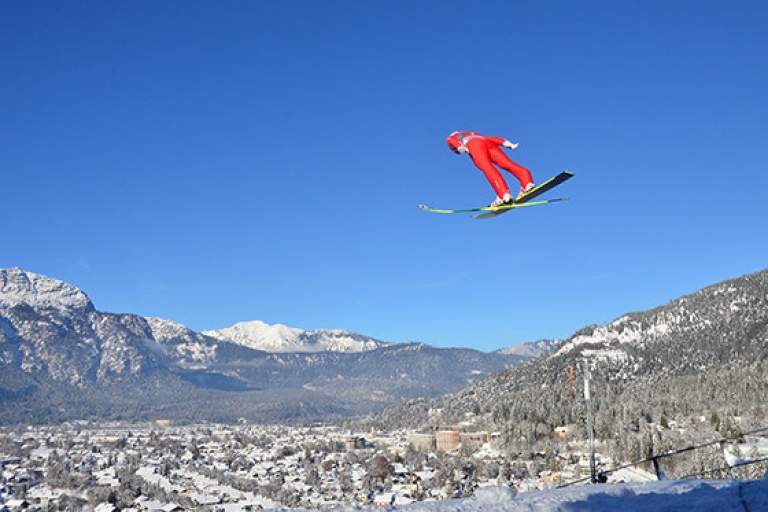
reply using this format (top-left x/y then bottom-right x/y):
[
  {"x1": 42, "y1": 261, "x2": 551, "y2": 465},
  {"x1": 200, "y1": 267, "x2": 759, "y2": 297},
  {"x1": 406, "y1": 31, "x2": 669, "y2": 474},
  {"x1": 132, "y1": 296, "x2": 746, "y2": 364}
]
[{"x1": 556, "y1": 424, "x2": 768, "y2": 488}]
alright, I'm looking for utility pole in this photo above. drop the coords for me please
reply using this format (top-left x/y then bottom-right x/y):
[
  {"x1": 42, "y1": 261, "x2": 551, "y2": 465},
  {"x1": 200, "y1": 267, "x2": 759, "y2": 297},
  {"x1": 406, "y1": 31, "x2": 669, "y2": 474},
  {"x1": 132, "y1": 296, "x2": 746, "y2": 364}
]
[{"x1": 584, "y1": 362, "x2": 596, "y2": 483}]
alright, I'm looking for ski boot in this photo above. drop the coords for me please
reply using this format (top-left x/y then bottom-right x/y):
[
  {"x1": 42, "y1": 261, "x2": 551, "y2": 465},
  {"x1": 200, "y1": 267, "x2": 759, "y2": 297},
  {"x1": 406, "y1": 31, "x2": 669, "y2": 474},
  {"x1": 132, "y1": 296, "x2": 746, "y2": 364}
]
[
  {"x1": 516, "y1": 182, "x2": 536, "y2": 200},
  {"x1": 489, "y1": 192, "x2": 514, "y2": 208}
]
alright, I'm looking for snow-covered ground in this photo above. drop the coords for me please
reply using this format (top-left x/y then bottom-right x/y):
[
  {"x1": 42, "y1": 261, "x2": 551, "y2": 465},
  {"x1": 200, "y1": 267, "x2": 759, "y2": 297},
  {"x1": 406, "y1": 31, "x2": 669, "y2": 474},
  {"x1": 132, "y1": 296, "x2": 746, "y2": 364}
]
[
  {"x1": 724, "y1": 437, "x2": 768, "y2": 467},
  {"x1": 264, "y1": 479, "x2": 768, "y2": 511}
]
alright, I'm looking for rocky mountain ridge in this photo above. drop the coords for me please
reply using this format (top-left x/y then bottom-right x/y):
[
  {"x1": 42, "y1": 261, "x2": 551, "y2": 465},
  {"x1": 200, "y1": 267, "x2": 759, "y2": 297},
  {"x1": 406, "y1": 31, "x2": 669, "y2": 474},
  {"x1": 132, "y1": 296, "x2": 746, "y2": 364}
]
[
  {"x1": 0, "y1": 268, "x2": 527, "y2": 424},
  {"x1": 202, "y1": 320, "x2": 390, "y2": 353}
]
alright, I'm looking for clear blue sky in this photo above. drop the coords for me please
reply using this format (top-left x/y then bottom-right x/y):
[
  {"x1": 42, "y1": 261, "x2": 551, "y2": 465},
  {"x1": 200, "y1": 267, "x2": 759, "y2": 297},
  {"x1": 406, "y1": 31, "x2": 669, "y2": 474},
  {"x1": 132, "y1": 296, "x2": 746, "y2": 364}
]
[{"x1": 2, "y1": 1, "x2": 767, "y2": 350}]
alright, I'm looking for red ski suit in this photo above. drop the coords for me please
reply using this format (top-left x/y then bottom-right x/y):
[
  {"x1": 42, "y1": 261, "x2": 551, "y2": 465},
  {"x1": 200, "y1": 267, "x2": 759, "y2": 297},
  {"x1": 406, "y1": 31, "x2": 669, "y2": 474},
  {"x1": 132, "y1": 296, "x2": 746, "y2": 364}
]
[{"x1": 446, "y1": 132, "x2": 533, "y2": 198}]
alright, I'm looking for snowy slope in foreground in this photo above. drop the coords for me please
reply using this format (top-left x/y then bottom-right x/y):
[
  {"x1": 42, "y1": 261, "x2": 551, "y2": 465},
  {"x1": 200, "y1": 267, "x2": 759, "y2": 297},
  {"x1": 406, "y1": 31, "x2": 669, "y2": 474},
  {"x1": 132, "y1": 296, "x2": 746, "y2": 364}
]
[{"x1": 264, "y1": 480, "x2": 768, "y2": 512}]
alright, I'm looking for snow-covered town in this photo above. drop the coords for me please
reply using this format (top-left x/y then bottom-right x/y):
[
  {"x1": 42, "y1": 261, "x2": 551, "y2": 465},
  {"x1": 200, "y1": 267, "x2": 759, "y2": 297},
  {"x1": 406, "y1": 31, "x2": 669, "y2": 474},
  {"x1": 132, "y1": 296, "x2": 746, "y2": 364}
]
[{"x1": 0, "y1": 421, "x2": 649, "y2": 511}]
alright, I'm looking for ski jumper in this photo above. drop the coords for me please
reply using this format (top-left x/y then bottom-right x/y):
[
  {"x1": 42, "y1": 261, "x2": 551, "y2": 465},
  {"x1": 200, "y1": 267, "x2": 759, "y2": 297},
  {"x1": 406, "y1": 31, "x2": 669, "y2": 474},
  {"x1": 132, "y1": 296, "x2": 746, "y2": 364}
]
[{"x1": 446, "y1": 132, "x2": 533, "y2": 198}]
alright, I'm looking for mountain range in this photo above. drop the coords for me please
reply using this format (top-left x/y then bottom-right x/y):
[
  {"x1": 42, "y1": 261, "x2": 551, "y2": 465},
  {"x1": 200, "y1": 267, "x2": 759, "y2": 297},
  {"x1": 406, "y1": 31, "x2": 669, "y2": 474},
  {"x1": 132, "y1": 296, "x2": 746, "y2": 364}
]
[
  {"x1": 368, "y1": 267, "x2": 768, "y2": 464},
  {"x1": 7, "y1": 265, "x2": 764, "y2": 434},
  {"x1": 202, "y1": 320, "x2": 390, "y2": 353},
  {"x1": 0, "y1": 268, "x2": 529, "y2": 424}
]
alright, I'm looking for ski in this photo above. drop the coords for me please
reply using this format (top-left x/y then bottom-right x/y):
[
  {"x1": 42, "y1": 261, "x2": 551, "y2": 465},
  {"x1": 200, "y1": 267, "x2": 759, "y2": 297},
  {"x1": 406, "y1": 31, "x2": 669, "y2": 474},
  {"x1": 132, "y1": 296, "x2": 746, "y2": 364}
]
[
  {"x1": 516, "y1": 171, "x2": 575, "y2": 203},
  {"x1": 417, "y1": 171, "x2": 575, "y2": 218},
  {"x1": 418, "y1": 197, "x2": 569, "y2": 214},
  {"x1": 474, "y1": 170, "x2": 574, "y2": 219}
]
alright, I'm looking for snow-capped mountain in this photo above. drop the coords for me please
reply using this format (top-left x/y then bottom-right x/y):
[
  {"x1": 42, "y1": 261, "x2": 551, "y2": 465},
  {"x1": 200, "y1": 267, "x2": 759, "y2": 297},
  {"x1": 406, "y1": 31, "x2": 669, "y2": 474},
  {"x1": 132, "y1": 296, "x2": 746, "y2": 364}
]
[
  {"x1": 0, "y1": 268, "x2": 525, "y2": 424},
  {"x1": 496, "y1": 339, "x2": 562, "y2": 358},
  {"x1": 145, "y1": 317, "x2": 221, "y2": 364},
  {"x1": 203, "y1": 320, "x2": 390, "y2": 353},
  {"x1": 0, "y1": 267, "x2": 166, "y2": 385},
  {"x1": 0, "y1": 268, "x2": 92, "y2": 312}
]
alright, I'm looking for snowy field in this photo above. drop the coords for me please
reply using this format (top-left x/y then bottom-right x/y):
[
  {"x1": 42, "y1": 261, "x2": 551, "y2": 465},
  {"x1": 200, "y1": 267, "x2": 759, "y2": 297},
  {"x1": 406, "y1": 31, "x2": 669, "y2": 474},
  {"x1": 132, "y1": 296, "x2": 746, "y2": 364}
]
[{"x1": 264, "y1": 479, "x2": 768, "y2": 511}]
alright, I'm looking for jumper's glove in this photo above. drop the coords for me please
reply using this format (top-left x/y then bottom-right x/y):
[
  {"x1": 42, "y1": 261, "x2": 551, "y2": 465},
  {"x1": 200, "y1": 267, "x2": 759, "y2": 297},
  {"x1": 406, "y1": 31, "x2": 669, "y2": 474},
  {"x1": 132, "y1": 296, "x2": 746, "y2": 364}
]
[
  {"x1": 503, "y1": 141, "x2": 519, "y2": 150},
  {"x1": 456, "y1": 145, "x2": 469, "y2": 154}
]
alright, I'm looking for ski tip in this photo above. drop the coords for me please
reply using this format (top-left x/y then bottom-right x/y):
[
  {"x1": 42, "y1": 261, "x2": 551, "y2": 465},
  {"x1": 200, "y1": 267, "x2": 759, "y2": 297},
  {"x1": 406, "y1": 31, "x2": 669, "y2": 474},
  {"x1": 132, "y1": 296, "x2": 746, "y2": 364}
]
[{"x1": 417, "y1": 204, "x2": 429, "y2": 210}]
